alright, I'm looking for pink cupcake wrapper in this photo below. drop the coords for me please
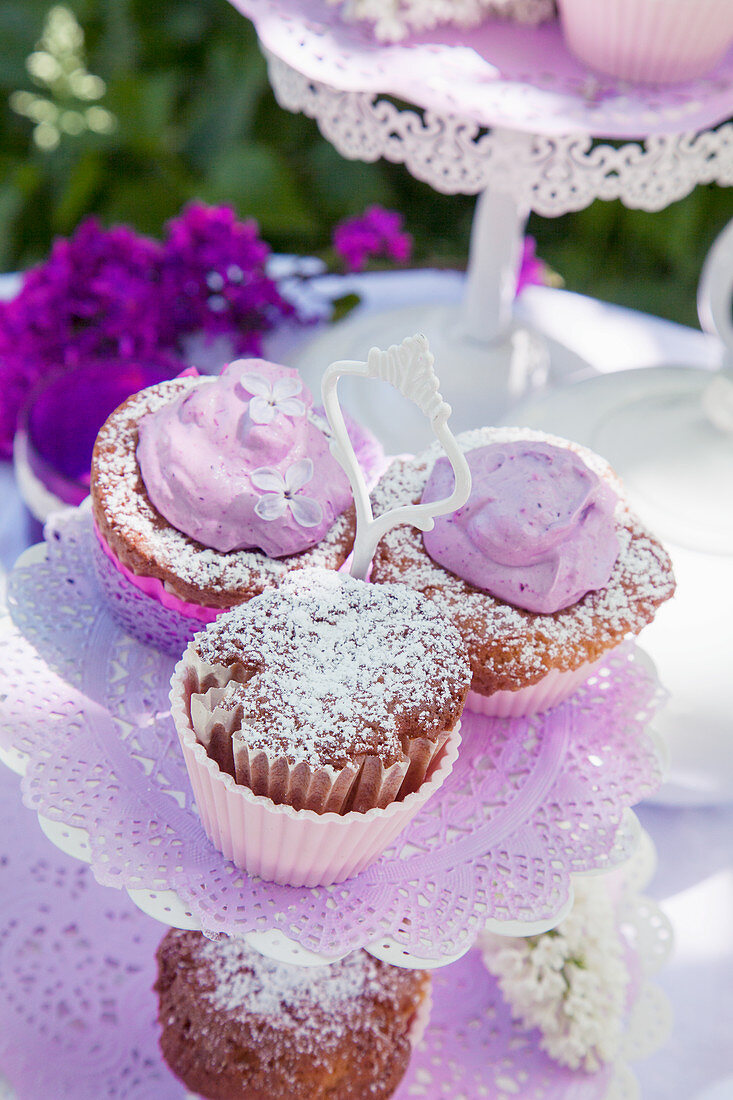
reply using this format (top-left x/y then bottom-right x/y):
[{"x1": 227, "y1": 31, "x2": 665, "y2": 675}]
[
  {"x1": 187, "y1": 675, "x2": 450, "y2": 813},
  {"x1": 466, "y1": 649, "x2": 619, "y2": 718},
  {"x1": 91, "y1": 522, "x2": 219, "y2": 655},
  {"x1": 93, "y1": 519, "x2": 220, "y2": 622},
  {"x1": 559, "y1": 0, "x2": 733, "y2": 83},
  {"x1": 229, "y1": 734, "x2": 448, "y2": 815},
  {"x1": 170, "y1": 665, "x2": 462, "y2": 888}
]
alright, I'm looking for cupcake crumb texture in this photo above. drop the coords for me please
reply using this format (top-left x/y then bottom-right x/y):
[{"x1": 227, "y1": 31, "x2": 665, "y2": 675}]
[
  {"x1": 155, "y1": 928, "x2": 429, "y2": 1100},
  {"x1": 189, "y1": 567, "x2": 471, "y2": 773}
]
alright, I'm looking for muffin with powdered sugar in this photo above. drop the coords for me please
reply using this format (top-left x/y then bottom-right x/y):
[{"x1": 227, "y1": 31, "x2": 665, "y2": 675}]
[
  {"x1": 90, "y1": 358, "x2": 380, "y2": 652},
  {"x1": 170, "y1": 566, "x2": 471, "y2": 885},
  {"x1": 155, "y1": 928, "x2": 431, "y2": 1100}
]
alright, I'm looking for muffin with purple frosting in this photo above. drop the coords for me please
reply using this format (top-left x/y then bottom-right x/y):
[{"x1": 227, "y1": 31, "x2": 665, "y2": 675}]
[
  {"x1": 370, "y1": 427, "x2": 675, "y2": 717},
  {"x1": 89, "y1": 359, "x2": 373, "y2": 652}
]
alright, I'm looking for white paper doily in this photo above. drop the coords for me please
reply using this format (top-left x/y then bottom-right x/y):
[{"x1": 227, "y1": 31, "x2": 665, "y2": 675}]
[{"x1": 0, "y1": 504, "x2": 665, "y2": 964}]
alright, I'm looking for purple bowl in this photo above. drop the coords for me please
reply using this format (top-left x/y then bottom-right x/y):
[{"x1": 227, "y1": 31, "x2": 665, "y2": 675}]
[{"x1": 14, "y1": 359, "x2": 180, "y2": 517}]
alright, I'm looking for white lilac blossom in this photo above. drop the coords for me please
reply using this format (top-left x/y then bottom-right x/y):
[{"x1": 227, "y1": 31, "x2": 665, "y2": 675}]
[
  {"x1": 241, "y1": 373, "x2": 307, "y2": 424},
  {"x1": 328, "y1": 0, "x2": 555, "y2": 42},
  {"x1": 478, "y1": 878, "x2": 629, "y2": 1072},
  {"x1": 251, "y1": 460, "x2": 324, "y2": 527}
]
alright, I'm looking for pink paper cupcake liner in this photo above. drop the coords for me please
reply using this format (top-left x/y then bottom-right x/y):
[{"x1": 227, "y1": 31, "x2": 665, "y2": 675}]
[
  {"x1": 465, "y1": 649, "x2": 619, "y2": 718},
  {"x1": 94, "y1": 520, "x2": 219, "y2": 623},
  {"x1": 185, "y1": 668, "x2": 451, "y2": 812},
  {"x1": 91, "y1": 522, "x2": 219, "y2": 655},
  {"x1": 170, "y1": 664, "x2": 462, "y2": 888},
  {"x1": 558, "y1": 0, "x2": 733, "y2": 83},
  {"x1": 229, "y1": 731, "x2": 448, "y2": 814}
]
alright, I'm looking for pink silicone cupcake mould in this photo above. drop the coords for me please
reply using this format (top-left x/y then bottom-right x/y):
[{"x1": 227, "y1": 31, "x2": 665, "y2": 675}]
[
  {"x1": 558, "y1": 0, "x2": 733, "y2": 84},
  {"x1": 170, "y1": 661, "x2": 462, "y2": 888},
  {"x1": 466, "y1": 650, "x2": 619, "y2": 718}
]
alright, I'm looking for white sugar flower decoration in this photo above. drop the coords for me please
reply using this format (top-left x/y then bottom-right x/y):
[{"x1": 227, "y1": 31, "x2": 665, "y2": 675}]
[
  {"x1": 238, "y1": 373, "x2": 306, "y2": 424},
  {"x1": 251, "y1": 460, "x2": 323, "y2": 527}
]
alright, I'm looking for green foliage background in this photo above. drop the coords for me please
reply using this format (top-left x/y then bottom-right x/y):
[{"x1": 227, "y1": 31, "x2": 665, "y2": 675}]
[{"x1": 1, "y1": 0, "x2": 731, "y2": 328}]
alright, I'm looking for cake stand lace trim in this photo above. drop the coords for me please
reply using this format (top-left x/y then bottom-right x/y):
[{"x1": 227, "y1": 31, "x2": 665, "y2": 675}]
[
  {"x1": 266, "y1": 53, "x2": 733, "y2": 208},
  {"x1": 230, "y1": 0, "x2": 733, "y2": 138}
]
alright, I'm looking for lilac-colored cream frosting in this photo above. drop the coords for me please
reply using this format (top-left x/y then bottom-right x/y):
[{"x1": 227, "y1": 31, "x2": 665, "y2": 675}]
[
  {"x1": 422, "y1": 441, "x2": 620, "y2": 614},
  {"x1": 137, "y1": 359, "x2": 352, "y2": 558}
]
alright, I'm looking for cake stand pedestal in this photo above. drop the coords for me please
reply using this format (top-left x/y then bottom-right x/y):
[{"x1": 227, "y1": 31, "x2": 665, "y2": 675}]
[{"x1": 228, "y1": 0, "x2": 733, "y2": 443}]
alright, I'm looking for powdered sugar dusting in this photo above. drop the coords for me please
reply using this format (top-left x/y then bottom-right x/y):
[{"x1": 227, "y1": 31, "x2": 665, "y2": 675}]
[
  {"x1": 200, "y1": 937, "x2": 392, "y2": 1025},
  {"x1": 156, "y1": 929, "x2": 428, "y2": 1094},
  {"x1": 191, "y1": 567, "x2": 471, "y2": 769},
  {"x1": 91, "y1": 378, "x2": 354, "y2": 602},
  {"x1": 370, "y1": 427, "x2": 675, "y2": 693}
]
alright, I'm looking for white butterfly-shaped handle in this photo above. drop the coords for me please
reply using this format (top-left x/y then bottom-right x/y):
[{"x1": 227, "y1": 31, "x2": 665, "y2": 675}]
[{"x1": 321, "y1": 333, "x2": 472, "y2": 579}]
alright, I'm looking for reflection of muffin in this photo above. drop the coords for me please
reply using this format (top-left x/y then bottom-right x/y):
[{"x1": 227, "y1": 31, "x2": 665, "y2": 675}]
[
  {"x1": 170, "y1": 566, "x2": 470, "y2": 885},
  {"x1": 90, "y1": 359, "x2": 367, "y2": 653},
  {"x1": 370, "y1": 427, "x2": 675, "y2": 717},
  {"x1": 155, "y1": 929, "x2": 431, "y2": 1100}
]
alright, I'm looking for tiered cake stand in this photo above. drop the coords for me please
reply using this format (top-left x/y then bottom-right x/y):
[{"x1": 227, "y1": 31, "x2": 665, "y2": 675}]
[
  {"x1": 0, "y1": 499, "x2": 666, "y2": 961},
  {"x1": 0, "y1": 354, "x2": 670, "y2": 1096},
  {"x1": 227, "y1": 0, "x2": 733, "y2": 443},
  {"x1": 1, "y1": 20, "x2": 711, "y2": 1079},
  {"x1": 0, "y1": 435, "x2": 674, "y2": 1087}
]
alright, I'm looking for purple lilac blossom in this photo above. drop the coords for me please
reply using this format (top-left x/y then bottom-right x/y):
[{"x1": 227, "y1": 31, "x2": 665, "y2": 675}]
[
  {"x1": 0, "y1": 218, "x2": 168, "y2": 459},
  {"x1": 332, "y1": 206, "x2": 413, "y2": 272},
  {"x1": 159, "y1": 202, "x2": 293, "y2": 357},
  {"x1": 516, "y1": 236, "x2": 548, "y2": 295},
  {"x1": 0, "y1": 205, "x2": 295, "y2": 458}
]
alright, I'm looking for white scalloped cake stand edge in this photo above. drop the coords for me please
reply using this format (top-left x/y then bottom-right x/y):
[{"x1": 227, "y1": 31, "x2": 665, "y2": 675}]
[
  {"x1": 0, "y1": 730, "x2": 648, "y2": 969},
  {"x1": 263, "y1": 52, "x2": 733, "y2": 431},
  {"x1": 1, "y1": 530, "x2": 668, "y2": 966}
]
